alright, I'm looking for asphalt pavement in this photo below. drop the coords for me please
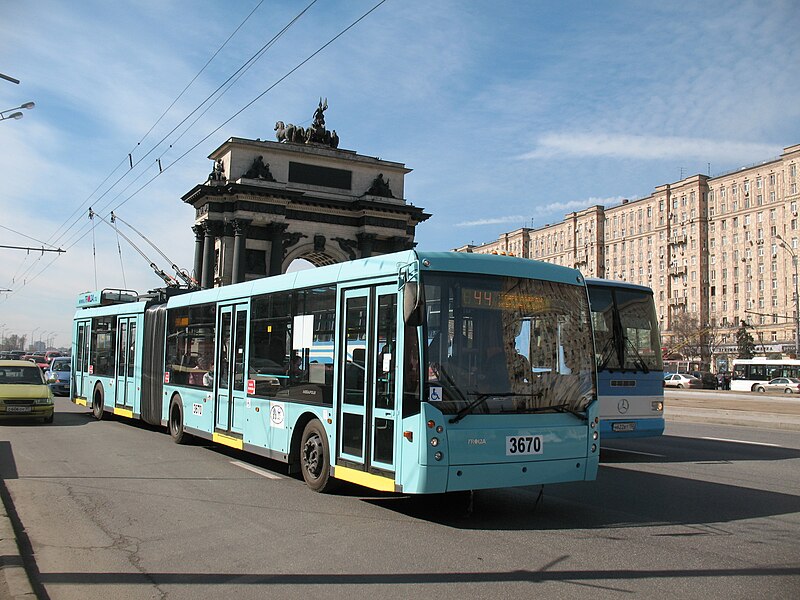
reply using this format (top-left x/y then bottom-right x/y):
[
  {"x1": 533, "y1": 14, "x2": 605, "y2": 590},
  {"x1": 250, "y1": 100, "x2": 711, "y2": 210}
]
[{"x1": 1, "y1": 389, "x2": 798, "y2": 599}]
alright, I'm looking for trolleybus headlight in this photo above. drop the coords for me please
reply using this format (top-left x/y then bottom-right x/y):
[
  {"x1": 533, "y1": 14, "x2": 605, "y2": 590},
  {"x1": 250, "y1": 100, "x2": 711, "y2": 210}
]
[
  {"x1": 427, "y1": 420, "x2": 435, "y2": 429},
  {"x1": 434, "y1": 451, "x2": 443, "y2": 461},
  {"x1": 591, "y1": 443, "x2": 597, "y2": 453},
  {"x1": 436, "y1": 425, "x2": 443, "y2": 433},
  {"x1": 430, "y1": 437, "x2": 439, "y2": 447},
  {"x1": 593, "y1": 431, "x2": 599, "y2": 440},
  {"x1": 652, "y1": 401, "x2": 663, "y2": 411}
]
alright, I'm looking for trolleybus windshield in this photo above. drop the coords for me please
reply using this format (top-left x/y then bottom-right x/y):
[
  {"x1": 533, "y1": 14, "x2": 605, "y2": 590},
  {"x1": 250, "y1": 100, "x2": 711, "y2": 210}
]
[{"x1": 423, "y1": 273, "x2": 595, "y2": 418}]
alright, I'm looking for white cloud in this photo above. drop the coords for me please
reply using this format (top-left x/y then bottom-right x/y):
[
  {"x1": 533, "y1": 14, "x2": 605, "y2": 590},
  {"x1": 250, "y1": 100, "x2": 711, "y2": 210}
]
[
  {"x1": 454, "y1": 215, "x2": 530, "y2": 228},
  {"x1": 519, "y1": 133, "x2": 781, "y2": 164}
]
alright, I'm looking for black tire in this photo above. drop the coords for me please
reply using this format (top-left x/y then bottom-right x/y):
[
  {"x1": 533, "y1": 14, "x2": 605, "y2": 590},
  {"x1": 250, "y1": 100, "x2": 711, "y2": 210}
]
[
  {"x1": 756, "y1": 386, "x2": 765, "y2": 393},
  {"x1": 785, "y1": 388, "x2": 793, "y2": 394},
  {"x1": 677, "y1": 384, "x2": 684, "y2": 389},
  {"x1": 300, "y1": 420, "x2": 336, "y2": 493},
  {"x1": 92, "y1": 386, "x2": 104, "y2": 420},
  {"x1": 169, "y1": 396, "x2": 188, "y2": 444},
  {"x1": 43, "y1": 413, "x2": 54, "y2": 424}
]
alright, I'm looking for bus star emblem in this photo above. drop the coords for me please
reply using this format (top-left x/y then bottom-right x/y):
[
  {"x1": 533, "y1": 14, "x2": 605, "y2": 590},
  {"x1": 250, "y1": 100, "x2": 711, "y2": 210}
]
[{"x1": 617, "y1": 399, "x2": 630, "y2": 414}]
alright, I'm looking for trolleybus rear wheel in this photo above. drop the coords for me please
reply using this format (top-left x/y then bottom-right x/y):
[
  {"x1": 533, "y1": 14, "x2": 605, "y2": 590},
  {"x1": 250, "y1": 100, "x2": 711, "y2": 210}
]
[
  {"x1": 169, "y1": 396, "x2": 188, "y2": 444},
  {"x1": 300, "y1": 420, "x2": 336, "y2": 493},
  {"x1": 92, "y1": 387, "x2": 104, "y2": 420}
]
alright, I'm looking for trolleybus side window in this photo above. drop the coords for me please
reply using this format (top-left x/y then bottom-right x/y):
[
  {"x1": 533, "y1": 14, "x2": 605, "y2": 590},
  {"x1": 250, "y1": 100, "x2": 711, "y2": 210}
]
[
  {"x1": 165, "y1": 303, "x2": 216, "y2": 388},
  {"x1": 91, "y1": 316, "x2": 116, "y2": 377},
  {"x1": 248, "y1": 286, "x2": 336, "y2": 405}
]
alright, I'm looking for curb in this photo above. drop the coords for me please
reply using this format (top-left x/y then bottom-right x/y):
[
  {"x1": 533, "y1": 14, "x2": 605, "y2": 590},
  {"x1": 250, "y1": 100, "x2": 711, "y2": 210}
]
[
  {"x1": 665, "y1": 408, "x2": 800, "y2": 431},
  {"x1": 0, "y1": 487, "x2": 35, "y2": 600}
]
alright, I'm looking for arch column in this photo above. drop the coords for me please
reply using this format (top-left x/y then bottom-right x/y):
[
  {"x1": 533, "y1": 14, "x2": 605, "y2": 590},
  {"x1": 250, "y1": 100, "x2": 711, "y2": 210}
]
[
  {"x1": 358, "y1": 233, "x2": 377, "y2": 258},
  {"x1": 266, "y1": 223, "x2": 288, "y2": 276},
  {"x1": 192, "y1": 225, "x2": 204, "y2": 283},
  {"x1": 232, "y1": 219, "x2": 251, "y2": 284},
  {"x1": 201, "y1": 221, "x2": 221, "y2": 289}
]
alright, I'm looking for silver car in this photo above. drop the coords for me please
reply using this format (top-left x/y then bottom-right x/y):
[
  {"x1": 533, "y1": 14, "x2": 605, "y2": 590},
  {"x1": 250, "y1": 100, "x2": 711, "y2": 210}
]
[
  {"x1": 755, "y1": 377, "x2": 800, "y2": 394},
  {"x1": 663, "y1": 373, "x2": 703, "y2": 389}
]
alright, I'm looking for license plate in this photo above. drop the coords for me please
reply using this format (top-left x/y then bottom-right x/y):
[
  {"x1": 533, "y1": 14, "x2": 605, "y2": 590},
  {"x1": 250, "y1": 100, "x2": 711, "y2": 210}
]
[
  {"x1": 506, "y1": 435, "x2": 543, "y2": 456},
  {"x1": 6, "y1": 405, "x2": 32, "y2": 413},
  {"x1": 612, "y1": 422, "x2": 636, "y2": 432}
]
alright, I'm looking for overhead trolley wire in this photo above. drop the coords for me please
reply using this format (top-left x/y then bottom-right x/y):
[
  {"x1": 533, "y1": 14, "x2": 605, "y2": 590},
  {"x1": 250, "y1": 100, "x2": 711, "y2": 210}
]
[
  {"x1": 3, "y1": 0, "x2": 390, "y2": 301},
  {"x1": 43, "y1": 0, "x2": 272, "y2": 251}
]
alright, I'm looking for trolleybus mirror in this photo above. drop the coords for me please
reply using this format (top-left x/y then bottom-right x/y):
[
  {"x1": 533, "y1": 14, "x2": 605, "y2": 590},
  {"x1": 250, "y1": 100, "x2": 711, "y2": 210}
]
[{"x1": 403, "y1": 281, "x2": 424, "y2": 326}]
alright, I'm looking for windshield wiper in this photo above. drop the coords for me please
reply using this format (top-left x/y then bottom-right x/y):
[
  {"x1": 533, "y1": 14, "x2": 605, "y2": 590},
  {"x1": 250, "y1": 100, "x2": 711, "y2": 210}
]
[
  {"x1": 449, "y1": 391, "x2": 526, "y2": 424},
  {"x1": 501, "y1": 402, "x2": 587, "y2": 421},
  {"x1": 623, "y1": 337, "x2": 650, "y2": 373},
  {"x1": 432, "y1": 363, "x2": 469, "y2": 405},
  {"x1": 597, "y1": 336, "x2": 617, "y2": 371}
]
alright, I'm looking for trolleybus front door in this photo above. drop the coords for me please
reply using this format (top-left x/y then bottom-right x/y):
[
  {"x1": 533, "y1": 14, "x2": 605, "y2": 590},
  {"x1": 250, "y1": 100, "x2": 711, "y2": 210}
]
[
  {"x1": 215, "y1": 303, "x2": 248, "y2": 437},
  {"x1": 338, "y1": 285, "x2": 398, "y2": 483},
  {"x1": 114, "y1": 316, "x2": 136, "y2": 412}
]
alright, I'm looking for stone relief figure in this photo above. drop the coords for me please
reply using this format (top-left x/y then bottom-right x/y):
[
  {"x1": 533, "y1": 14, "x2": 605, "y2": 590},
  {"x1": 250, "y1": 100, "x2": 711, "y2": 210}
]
[
  {"x1": 207, "y1": 159, "x2": 226, "y2": 183},
  {"x1": 314, "y1": 234, "x2": 326, "y2": 253},
  {"x1": 282, "y1": 231, "x2": 307, "y2": 255},
  {"x1": 242, "y1": 155, "x2": 276, "y2": 181},
  {"x1": 365, "y1": 174, "x2": 394, "y2": 198},
  {"x1": 333, "y1": 237, "x2": 358, "y2": 261}
]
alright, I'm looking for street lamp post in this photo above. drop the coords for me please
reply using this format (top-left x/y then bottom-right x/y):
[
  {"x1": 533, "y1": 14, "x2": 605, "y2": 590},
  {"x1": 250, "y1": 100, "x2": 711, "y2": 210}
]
[
  {"x1": 0, "y1": 101, "x2": 35, "y2": 122},
  {"x1": 775, "y1": 234, "x2": 800, "y2": 356}
]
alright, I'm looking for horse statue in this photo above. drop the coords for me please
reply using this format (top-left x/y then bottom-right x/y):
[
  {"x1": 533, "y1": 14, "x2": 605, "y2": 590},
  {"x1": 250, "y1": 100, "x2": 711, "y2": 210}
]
[{"x1": 275, "y1": 121, "x2": 306, "y2": 143}]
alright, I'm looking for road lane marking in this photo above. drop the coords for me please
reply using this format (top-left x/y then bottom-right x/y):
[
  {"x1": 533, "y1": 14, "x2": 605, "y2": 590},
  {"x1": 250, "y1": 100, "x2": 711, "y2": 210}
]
[
  {"x1": 602, "y1": 447, "x2": 666, "y2": 457},
  {"x1": 230, "y1": 460, "x2": 283, "y2": 479},
  {"x1": 701, "y1": 437, "x2": 781, "y2": 447}
]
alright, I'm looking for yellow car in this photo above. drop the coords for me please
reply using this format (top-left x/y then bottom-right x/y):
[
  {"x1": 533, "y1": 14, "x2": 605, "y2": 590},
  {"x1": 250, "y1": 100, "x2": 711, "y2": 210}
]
[{"x1": 0, "y1": 359, "x2": 55, "y2": 423}]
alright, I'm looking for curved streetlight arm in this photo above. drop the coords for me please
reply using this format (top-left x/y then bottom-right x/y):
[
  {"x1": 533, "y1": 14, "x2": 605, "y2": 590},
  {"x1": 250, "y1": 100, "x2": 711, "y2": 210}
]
[{"x1": 0, "y1": 101, "x2": 35, "y2": 122}]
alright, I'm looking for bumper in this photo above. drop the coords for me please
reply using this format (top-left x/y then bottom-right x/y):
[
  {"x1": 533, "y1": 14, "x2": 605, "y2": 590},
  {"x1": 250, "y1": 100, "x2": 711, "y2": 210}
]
[
  {"x1": 0, "y1": 405, "x2": 54, "y2": 419},
  {"x1": 48, "y1": 383, "x2": 70, "y2": 396}
]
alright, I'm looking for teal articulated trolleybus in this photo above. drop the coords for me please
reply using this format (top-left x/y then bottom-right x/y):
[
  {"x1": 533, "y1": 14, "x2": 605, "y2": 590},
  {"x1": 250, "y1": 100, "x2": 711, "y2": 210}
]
[{"x1": 72, "y1": 251, "x2": 600, "y2": 493}]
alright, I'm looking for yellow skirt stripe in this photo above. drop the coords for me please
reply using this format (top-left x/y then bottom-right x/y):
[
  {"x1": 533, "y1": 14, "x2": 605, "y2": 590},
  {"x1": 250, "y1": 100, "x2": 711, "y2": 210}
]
[{"x1": 334, "y1": 465, "x2": 395, "y2": 492}]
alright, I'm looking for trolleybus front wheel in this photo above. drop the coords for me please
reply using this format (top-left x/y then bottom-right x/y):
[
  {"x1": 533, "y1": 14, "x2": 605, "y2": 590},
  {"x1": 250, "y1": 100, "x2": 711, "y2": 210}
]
[{"x1": 300, "y1": 420, "x2": 336, "y2": 493}]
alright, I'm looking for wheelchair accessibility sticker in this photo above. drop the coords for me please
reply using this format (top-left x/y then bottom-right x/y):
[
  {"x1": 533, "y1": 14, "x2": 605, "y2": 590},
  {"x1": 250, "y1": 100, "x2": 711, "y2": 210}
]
[{"x1": 428, "y1": 386, "x2": 443, "y2": 402}]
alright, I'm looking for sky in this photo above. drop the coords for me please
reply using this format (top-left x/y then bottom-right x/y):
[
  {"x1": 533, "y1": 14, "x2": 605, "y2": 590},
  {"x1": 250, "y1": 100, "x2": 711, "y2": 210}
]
[{"x1": 2, "y1": 0, "x2": 800, "y2": 349}]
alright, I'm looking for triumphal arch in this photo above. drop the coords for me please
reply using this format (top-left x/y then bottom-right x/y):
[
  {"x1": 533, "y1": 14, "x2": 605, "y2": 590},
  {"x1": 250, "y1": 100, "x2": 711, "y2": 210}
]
[{"x1": 182, "y1": 100, "x2": 429, "y2": 288}]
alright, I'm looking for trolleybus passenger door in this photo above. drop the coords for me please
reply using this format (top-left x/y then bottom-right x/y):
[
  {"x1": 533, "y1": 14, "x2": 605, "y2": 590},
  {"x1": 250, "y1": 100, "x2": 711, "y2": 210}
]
[
  {"x1": 215, "y1": 303, "x2": 249, "y2": 436},
  {"x1": 75, "y1": 320, "x2": 90, "y2": 399},
  {"x1": 338, "y1": 286, "x2": 397, "y2": 480},
  {"x1": 114, "y1": 316, "x2": 136, "y2": 411}
]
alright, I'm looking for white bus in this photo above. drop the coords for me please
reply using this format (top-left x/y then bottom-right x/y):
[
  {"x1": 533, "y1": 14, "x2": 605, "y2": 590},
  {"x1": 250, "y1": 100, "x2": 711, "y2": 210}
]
[{"x1": 731, "y1": 358, "x2": 800, "y2": 392}]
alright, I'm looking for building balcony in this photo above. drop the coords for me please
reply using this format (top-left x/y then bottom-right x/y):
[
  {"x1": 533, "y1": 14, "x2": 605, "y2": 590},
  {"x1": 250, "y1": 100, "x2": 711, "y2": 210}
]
[
  {"x1": 670, "y1": 265, "x2": 687, "y2": 276},
  {"x1": 668, "y1": 234, "x2": 688, "y2": 246},
  {"x1": 669, "y1": 296, "x2": 687, "y2": 306}
]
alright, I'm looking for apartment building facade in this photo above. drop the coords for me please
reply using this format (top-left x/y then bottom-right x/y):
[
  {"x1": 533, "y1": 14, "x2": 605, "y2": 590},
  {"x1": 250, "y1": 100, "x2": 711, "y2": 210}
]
[{"x1": 456, "y1": 144, "x2": 800, "y2": 371}]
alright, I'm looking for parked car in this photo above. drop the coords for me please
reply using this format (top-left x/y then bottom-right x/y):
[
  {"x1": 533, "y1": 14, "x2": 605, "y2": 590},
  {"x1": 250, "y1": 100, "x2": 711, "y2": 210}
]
[
  {"x1": 691, "y1": 371, "x2": 718, "y2": 389},
  {"x1": 0, "y1": 359, "x2": 54, "y2": 423},
  {"x1": 755, "y1": 377, "x2": 800, "y2": 394},
  {"x1": 45, "y1": 357, "x2": 71, "y2": 396},
  {"x1": 663, "y1": 373, "x2": 703, "y2": 389}
]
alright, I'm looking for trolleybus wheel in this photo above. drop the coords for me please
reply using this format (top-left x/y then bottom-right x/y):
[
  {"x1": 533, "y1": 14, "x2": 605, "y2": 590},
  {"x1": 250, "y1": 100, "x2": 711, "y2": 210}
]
[
  {"x1": 300, "y1": 420, "x2": 336, "y2": 493},
  {"x1": 92, "y1": 387, "x2": 104, "y2": 420},
  {"x1": 169, "y1": 396, "x2": 188, "y2": 445}
]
